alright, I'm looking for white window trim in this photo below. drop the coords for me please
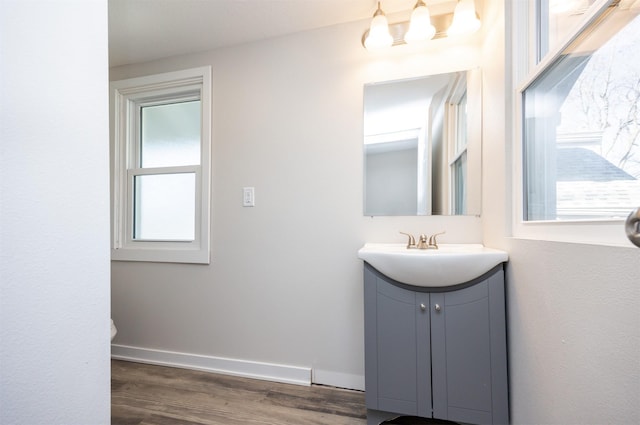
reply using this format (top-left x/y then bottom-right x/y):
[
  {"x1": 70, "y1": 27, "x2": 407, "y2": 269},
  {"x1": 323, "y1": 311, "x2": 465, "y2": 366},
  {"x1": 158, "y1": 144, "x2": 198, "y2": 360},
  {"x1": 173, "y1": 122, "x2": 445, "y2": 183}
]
[
  {"x1": 445, "y1": 81, "x2": 468, "y2": 215},
  {"x1": 110, "y1": 67, "x2": 212, "y2": 263},
  {"x1": 511, "y1": 0, "x2": 638, "y2": 247}
]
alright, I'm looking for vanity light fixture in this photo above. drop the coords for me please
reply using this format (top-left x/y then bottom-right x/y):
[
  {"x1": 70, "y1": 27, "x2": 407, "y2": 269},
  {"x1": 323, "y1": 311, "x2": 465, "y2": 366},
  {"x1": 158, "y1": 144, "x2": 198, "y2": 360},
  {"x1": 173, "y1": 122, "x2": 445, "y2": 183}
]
[
  {"x1": 364, "y1": 2, "x2": 394, "y2": 50},
  {"x1": 404, "y1": 0, "x2": 436, "y2": 44},
  {"x1": 362, "y1": 0, "x2": 481, "y2": 51}
]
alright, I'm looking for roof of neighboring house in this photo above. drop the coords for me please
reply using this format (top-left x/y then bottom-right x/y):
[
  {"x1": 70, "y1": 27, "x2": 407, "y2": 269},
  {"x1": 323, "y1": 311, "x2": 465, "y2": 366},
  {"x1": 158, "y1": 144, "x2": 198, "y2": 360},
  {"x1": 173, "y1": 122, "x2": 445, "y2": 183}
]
[
  {"x1": 554, "y1": 148, "x2": 639, "y2": 219},
  {"x1": 557, "y1": 147, "x2": 635, "y2": 181},
  {"x1": 557, "y1": 180, "x2": 640, "y2": 219}
]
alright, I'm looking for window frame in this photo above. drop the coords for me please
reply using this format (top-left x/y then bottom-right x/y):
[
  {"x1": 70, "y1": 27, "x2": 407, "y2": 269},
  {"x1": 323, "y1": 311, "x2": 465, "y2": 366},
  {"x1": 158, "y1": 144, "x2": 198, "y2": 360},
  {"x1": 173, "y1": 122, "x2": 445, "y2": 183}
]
[
  {"x1": 110, "y1": 67, "x2": 212, "y2": 263},
  {"x1": 448, "y1": 89, "x2": 468, "y2": 215},
  {"x1": 511, "y1": 0, "x2": 638, "y2": 247}
]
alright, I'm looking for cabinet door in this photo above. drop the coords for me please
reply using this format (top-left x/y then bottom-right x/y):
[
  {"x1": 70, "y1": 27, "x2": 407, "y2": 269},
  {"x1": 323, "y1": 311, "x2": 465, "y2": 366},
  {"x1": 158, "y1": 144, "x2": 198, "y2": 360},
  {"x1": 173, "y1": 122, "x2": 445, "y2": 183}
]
[
  {"x1": 364, "y1": 267, "x2": 432, "y2": 416},
  {"x1": 431, "y1": 269, "x2": 508, "y2": 425}
]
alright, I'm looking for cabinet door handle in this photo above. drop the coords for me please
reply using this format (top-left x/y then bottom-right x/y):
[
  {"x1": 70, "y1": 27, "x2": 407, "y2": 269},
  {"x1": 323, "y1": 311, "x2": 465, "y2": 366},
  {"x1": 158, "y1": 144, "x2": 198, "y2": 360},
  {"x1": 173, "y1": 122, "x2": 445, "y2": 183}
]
[
  {"x1": 434, "y1": 303, "x2": 441, "y2": 312},
  {"x1": 420, "y1": 303, "x2": 426, "y2": 311}
]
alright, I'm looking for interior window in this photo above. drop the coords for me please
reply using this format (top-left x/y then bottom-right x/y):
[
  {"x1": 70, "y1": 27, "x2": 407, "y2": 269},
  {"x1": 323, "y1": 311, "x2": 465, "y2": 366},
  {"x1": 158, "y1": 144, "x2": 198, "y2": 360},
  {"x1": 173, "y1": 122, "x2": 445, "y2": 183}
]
[
  {"x1": 451, "y1": 91, "x2": 468, "y2": 215},
  {"x1": 134, "y1": 100, "x2": 201, "y2": 241},
  {"x1": 111, "y1": 67, "x2": 211, "y2": 264},
  {"x1": 522, "y1": 4, "x2": 640, "y2": 221}
]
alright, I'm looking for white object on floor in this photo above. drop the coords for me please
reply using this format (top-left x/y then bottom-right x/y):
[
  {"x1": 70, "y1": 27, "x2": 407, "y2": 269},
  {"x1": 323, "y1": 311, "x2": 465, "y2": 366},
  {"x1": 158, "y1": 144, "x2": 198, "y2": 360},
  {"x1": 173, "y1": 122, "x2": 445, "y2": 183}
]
[{"x1": 111, "y1": 319, "x2": 117, "y2": 341}]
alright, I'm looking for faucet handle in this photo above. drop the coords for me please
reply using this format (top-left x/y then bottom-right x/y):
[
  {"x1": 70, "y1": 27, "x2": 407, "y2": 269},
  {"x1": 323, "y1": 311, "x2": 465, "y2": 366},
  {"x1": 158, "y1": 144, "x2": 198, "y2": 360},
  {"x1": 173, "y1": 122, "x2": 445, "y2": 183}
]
[
  {"x1": 399, "y1": 232, "x2": 416, "y2": 249},
  {"x1": 428, "y1": 231, "x2": 446, "y2": 248}
]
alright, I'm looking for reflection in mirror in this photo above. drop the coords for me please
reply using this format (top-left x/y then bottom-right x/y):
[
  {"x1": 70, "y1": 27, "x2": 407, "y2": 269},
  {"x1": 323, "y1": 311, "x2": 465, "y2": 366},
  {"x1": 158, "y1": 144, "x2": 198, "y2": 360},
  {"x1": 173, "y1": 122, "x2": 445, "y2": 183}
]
[{"x1": 363, "y1": 70, "x2": 481, "y2": 216}]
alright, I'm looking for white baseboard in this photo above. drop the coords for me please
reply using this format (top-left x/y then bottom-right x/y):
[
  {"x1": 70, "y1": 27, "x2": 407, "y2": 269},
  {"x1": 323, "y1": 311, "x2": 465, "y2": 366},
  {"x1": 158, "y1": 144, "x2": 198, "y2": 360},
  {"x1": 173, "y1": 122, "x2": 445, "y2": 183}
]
[
  {"x1": 312, "y1": 368, "x2": 365, "y2": 391},
  {"x1": 111, "y1": 344, "x2": 311, "y2": 386}
]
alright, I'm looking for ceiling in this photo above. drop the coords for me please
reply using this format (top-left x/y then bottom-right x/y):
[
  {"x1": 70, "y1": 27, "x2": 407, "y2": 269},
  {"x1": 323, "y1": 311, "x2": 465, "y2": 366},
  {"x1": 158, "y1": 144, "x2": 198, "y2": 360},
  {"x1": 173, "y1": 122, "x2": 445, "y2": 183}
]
[{"x1": 108, "y1": 0, "x2": 455, "y2": 67}]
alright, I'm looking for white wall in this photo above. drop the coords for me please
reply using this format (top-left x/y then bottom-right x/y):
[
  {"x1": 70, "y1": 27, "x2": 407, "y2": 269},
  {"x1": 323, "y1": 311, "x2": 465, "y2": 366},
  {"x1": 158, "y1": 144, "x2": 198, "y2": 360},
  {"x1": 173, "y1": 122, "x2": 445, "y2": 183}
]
[
  {"x1": 110, "y1": 19, "x2": 483, "y2": 389},
  {"x1": 0, "y1": 1, "x2": 111, "y2": 424},
  {"x1": 481, "y1": 1, "x2": 640, "y2": 424}
]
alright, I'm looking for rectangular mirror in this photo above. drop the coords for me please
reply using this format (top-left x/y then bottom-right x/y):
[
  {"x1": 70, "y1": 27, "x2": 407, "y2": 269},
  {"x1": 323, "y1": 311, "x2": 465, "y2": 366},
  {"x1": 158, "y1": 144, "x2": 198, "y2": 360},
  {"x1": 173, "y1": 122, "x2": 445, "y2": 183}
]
[{"x1": 363, "y1": 69, "x2": 482, "y2": 216}]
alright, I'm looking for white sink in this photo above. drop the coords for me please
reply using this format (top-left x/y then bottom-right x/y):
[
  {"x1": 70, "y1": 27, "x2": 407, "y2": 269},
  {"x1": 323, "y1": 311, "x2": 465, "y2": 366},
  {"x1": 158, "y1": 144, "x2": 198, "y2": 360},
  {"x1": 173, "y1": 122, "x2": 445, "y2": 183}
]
[{"x1": 358, "y1": 243, "x2": 508, "y2": 287}]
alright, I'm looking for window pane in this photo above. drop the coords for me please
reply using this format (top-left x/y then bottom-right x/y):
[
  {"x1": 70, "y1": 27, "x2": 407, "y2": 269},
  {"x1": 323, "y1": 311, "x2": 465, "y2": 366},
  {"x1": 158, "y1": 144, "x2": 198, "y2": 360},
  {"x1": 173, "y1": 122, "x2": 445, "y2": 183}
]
[
  {"x1": 524, "y1": 10, "x2": 640, "y2": 221},
  {"x1": 455, "y1": 92, "x2": 468, "y2": 153},
  {"x1": 141, "y1": 100, "x2": 201, "y2": 167},
  {"x1": 539, "y1": 0, "x2": 597, "y2": 61},
  {"x1": 453, "y1": 152, "x2": 467, "y2": 215},
  {"x1": 134, "y1": 173, "x2": 196, "y2": 240}
]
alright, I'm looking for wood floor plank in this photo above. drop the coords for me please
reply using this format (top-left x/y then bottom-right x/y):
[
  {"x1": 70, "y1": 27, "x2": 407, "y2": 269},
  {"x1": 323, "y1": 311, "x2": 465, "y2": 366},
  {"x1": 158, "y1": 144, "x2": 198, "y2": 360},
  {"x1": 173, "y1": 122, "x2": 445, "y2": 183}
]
[
  {"x1": 111, "y1": 360, "x2": 367, "y2": 425},
  {"x1": 111, "y1": 404, "x2": 148, "y2": 425},
  {"x1": 264, "y1": 386, "x2": 366, "y2": 419},
  {"x1": 140, "y1": 414, "x2": 210, "y2": 425}
]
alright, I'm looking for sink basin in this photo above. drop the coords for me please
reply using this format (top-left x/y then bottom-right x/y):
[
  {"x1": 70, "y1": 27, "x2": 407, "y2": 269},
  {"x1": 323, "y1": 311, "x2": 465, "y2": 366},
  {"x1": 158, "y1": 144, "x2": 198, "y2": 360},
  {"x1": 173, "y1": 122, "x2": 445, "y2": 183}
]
[{"x1": 358, "y1": 243, "x2": 508, "y2": 287}]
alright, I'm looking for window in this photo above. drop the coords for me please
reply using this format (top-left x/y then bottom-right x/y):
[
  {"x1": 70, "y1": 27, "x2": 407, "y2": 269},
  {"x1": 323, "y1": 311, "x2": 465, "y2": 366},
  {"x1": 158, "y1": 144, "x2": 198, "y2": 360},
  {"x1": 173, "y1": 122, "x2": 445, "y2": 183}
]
[
  {"x1": 111, "y1": 67, "x2": 211, "y2": 263},
  {"x1": 515, "y1": 1, "x2": 640, "y2": 245},
  {"x1": 538, "y1": 0, "x2": 598, "y2": 61},
  {"x1": 450, "y1": 91, "x2": 468, "y2": 215}
]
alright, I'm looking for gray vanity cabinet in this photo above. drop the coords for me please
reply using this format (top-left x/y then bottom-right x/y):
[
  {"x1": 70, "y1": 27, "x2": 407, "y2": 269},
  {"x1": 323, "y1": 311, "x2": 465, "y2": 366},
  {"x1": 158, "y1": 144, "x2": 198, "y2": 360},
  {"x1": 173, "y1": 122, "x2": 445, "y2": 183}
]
[{"x1": 363, "y1": 263, "x2": 509, "y2": 425}]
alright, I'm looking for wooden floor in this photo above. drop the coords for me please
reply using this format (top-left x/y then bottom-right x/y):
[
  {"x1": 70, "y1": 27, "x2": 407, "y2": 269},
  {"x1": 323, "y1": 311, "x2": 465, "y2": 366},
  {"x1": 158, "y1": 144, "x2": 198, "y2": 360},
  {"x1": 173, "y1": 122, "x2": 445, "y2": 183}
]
[{"x1": 111, "y1": 359, "x2": 367, "y2": 425}]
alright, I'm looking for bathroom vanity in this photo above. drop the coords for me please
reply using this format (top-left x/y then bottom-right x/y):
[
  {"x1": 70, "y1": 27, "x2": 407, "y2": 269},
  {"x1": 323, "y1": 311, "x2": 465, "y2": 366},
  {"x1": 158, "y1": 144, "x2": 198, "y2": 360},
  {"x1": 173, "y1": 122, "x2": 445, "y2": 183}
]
[{"x1": 359, "y1": 244, "x2": 509, "y2": 425}]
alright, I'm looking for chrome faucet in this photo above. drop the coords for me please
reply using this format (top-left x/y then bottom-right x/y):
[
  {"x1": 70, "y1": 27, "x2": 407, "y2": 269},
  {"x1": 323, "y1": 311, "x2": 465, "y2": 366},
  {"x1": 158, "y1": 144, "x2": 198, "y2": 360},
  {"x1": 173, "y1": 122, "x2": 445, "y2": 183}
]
[{"x1": 400, "y1": 231, "x2": 445, "y2": 249}]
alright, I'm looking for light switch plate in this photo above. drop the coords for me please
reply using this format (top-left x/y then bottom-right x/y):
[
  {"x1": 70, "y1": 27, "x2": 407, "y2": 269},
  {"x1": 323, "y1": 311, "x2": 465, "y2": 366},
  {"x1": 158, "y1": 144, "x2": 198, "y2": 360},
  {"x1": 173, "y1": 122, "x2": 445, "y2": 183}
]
[{"x1": 243, "y1": 187, "x2": 255, "y2": 207}]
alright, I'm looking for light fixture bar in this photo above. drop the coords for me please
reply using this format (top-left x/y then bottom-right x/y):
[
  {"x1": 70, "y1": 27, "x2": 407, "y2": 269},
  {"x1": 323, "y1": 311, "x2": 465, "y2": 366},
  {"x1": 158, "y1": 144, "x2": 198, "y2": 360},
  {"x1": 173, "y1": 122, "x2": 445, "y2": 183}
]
[{"x1": 361, "y1": 11, "x2": 455, "y2": 47}]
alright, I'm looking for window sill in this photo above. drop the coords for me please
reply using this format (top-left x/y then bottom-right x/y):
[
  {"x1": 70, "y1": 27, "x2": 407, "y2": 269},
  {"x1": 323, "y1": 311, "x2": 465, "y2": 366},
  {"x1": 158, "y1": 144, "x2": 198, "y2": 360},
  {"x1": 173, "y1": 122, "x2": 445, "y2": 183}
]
[
  {"x1": 111, "y1": 247, "x2": 210, "y2": 264},
  {"x1": 513, "y1": 218, "x2": 635, "y2": 248}
]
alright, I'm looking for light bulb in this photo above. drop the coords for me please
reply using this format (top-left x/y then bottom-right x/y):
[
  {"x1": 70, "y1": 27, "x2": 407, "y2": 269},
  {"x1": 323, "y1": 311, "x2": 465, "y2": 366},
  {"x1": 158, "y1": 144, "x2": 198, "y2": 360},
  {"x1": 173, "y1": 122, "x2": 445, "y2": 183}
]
[
  {"x1": 364, "y1": 2, "x2": 393, "y2": 50},
  {"x1": 404, "y1": 0, "x2": 436, "y2": 44},
  {"x1": 447, "y1": 0, "x2": 481, "y2": 37}
]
